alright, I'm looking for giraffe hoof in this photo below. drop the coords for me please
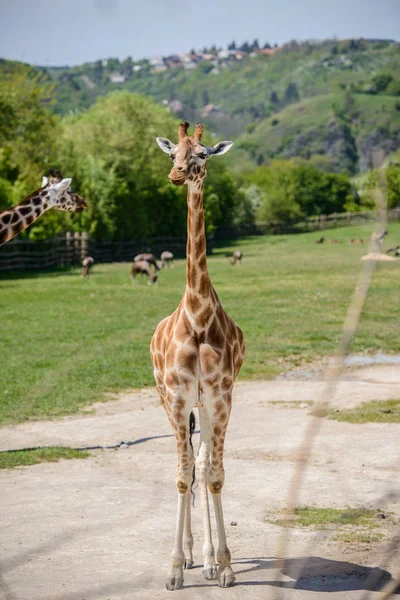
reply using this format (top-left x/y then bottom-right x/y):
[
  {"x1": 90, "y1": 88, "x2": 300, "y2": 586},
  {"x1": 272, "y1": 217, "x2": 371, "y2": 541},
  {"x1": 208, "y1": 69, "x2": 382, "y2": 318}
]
[
  {"x1": 184, "y1": 559, "x2": 194, "y2": 569},
  {"x1": 202, "y1": 567, "x2": 218, "y2": 580},
  {"x1": 218, "y1": 568, "x2": 236, "y2": 588},
  {"x1": 165, "y1": 576, "x2": 184, "y2": 591}
]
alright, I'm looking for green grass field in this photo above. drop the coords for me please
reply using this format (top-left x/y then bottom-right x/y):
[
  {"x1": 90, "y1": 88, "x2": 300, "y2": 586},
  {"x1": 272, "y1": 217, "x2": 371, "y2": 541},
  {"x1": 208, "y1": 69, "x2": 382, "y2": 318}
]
[{"x1": 1, "y1": 223, "x2": 400, "y2": 425}]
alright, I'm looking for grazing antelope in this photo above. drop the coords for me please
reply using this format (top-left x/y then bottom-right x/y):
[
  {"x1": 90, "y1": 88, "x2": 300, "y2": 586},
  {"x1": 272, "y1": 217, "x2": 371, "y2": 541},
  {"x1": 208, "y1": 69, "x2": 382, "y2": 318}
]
[
  {"x1": 230, "y1": 249, "x2": 243, "y2": 265},
  {"x1": 134, "y1": 253, "x2": 160, "y2": 272},
  {"x1": 161, "y1": 250, "x2": 174, "y2": 268},
  {"x1": 82, "y1": 256, "x2": 95, "y2": 278},
  {"x1": 349, "y1": 238, "x2": 364, "y2": 245},
  {"x1": 131, "y1": 260, "x2": 158, "y2": 285}
]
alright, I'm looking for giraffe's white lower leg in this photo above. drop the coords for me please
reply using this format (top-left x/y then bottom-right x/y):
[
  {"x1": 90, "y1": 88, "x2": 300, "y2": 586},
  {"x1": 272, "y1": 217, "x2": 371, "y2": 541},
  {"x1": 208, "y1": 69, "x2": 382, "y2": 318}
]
[
  {"x1": 212, "y1": 492, "x2": 235, "y2": 588},
  {"x1": 197, "y1": 408, "x2": 218, "y2": 580},
  {"x1": 166, "y1": 412, "x2": 194, "y2": 590},
  {"x1": 166, "y1": 491, "x2": 187, "y2": 591},
  {"x1": 183, "y1": 491, "x2": 194, "y2": 569}
]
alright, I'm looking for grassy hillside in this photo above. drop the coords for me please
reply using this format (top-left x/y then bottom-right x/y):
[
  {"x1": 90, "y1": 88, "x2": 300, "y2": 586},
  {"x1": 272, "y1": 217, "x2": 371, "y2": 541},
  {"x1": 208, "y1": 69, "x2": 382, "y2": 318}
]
[
  {"x1": 1, "y1": 223, "x2": 399, "y2": 424},
  {"x1": 1, "y1": 38, "x2": 399, "y2": 173},
  {"x1": 235, "y1": 93, "x2": 400, "y2": 172}
]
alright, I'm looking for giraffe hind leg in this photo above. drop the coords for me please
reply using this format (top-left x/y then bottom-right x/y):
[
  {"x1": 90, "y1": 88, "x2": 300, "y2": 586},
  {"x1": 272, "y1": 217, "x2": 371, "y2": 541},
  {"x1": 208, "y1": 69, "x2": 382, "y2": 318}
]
[
  {"x1": 205, "y1": 391, "x2": 236, "y2": 588},
  {"x1": 196, "y1": 407, "x2": 218, "y2": 580}
]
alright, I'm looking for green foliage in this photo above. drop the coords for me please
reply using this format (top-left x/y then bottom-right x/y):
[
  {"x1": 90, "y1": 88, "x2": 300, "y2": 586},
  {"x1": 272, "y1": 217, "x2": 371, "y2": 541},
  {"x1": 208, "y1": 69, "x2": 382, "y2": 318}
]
[
  {"x1": 362, "y1": 163, "x2": 400, "y2": 208},
  {"x1": 372, "y1": 71, "x2": 393, "y2": 92},
  {"x1": 328, "y1": 399, "x2": 400, "y2": 423},
  {"x1": 0, "y1": 62, "x2": 58, "y2": 192},
  {"x1": 55, "y1": 91, "x2": 241, "y2": 240},
  {"x1": 244, "y1": 160, "x2": 353, "y2": 225},
  {"x1": 0, "y1": 447, "x2": 89, "y2": 469}
]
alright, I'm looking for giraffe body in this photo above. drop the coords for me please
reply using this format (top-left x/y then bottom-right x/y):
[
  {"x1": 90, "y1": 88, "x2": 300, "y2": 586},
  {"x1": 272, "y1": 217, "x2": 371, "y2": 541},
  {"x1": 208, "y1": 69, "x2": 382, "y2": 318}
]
[
  {"x1": 151, "y1": 123, "x2": 245, "y2": 590},
  {"x1": 0, "y1": 171, "x2": 86, "y2": 246}
]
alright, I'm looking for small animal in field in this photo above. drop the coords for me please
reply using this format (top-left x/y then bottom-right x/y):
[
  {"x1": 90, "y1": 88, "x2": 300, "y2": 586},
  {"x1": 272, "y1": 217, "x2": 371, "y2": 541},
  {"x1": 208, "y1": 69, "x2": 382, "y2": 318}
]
[
  {"x1": 315, "y1": 236, "x2": 325, "y2": 244},
  {"x1": 131, "y1": 260, "x2": 158, "y2": 285},
  {"x1": 161, "y1": 250, "x2": 174, "y2": 268},
  {"x1": 230, "y1": 249, "x2": 243, "y2": 265},
  {"x1": 349, "y1": 238, "x2": 364, "y2": 245},
  {"x1": 387, "y1": 245, "x2": 400, "y2": 257},
  {"x1": 82, "y1": 256, "x2": 95, "y2": 278},
  {"x1": 134, "y1": 253, "x2": 160, "y2": 272}
]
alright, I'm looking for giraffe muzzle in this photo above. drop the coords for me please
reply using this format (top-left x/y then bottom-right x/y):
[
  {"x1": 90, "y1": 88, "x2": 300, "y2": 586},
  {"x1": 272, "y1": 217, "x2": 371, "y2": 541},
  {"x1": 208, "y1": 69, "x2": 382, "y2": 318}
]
[{"x1": 169, "y1": 168, "x2": 186, "y2": 186}]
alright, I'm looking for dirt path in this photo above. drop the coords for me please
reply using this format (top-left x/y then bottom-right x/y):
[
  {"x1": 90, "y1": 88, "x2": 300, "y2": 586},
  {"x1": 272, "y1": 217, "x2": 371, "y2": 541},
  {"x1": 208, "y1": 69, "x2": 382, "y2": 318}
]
[{"x1": 1, "y1": 365, "x2": 399, "y2": 599}]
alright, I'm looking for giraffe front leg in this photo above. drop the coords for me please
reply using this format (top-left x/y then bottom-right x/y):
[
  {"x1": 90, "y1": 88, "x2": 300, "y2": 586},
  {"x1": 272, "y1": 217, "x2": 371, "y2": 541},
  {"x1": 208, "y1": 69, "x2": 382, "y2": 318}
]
[
  {"x1": 209, "y1": 397, "x2": 235, "y2": 588},
  {"x1": 166, "y1": 406, "x2": 194, "y2": 590},
  {"x1": 166, "y1": 491, "x2": 187, "y2": 590}
]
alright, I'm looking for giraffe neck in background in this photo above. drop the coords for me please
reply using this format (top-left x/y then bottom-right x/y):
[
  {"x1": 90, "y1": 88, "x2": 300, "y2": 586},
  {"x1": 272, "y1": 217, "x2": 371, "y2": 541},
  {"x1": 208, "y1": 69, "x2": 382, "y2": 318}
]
[{"x1": 0, "y1": 195, "x2": 50, "y2": 246}]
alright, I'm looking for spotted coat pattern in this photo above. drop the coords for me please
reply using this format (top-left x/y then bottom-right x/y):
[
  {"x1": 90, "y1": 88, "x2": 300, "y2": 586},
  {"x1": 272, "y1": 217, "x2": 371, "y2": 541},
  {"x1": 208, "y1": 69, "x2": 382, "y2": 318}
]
[
  {"x1": 151, "y1": 123, "x2": 245, "y2": 590},
  {"x1": 0, "y1": 173, "x2": 86, "y2": 247}
]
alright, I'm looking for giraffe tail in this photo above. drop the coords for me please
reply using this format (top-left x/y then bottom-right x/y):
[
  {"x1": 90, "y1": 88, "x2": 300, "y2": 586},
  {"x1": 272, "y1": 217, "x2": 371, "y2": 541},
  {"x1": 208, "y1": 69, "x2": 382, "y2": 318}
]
[{"x1": 189, "y1": 410, "x2": 196, "y2": 505}]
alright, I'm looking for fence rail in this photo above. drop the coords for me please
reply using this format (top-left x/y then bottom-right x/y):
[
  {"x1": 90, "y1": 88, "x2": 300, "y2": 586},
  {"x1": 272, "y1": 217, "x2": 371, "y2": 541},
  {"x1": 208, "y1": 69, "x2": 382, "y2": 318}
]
[
  {"x1": 1, "y1": 209, "x2": 399, "y2": 271},
  {"x1": 0, "y1": 232, "x2": 208, "y2": 272},
  {"x1": 215, "y1": 208, "x2": 400, "y2": 239}
]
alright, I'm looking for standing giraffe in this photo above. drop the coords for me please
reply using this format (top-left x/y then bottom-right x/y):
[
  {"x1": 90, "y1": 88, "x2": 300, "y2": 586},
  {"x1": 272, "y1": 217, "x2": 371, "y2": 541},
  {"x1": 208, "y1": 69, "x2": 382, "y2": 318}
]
[
  {"x1": 151, "y1": 122, "x2": 245, "y2": 590},
  {"x1": 0, "y1": 170, "x2": 86, "y2": 246}
]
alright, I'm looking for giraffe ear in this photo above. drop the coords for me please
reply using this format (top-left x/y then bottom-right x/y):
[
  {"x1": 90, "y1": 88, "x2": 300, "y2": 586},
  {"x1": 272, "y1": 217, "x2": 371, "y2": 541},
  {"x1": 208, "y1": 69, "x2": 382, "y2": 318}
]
[
  {"x1": 208, "y1": 141, "x2": 233, "y2": 156},
  {"x1": 41, "y1": 176, "x2": 49, "y2": 187},
  {"x1": 53, "y1": 178, "x2": 72, "y2": 194},
  {"x1": 156, "y1": 137, "x2": 176, "y2": 154}
]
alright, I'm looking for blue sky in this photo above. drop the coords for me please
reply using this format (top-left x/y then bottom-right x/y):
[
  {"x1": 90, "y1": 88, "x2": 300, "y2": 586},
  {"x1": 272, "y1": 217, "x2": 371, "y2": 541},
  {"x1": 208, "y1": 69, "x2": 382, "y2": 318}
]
[{"x1": 0, "y1": 0, "x2": 399, "y2": 66}]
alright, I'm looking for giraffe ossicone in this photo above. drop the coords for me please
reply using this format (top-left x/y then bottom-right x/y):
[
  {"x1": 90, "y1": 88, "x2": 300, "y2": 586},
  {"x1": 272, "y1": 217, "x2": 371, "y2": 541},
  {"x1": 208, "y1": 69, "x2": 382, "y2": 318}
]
[
  {"x1": 151, "y1": 122, "x2": 245, "y2": 590},
  {"x1": 0, "y1": 170, "x2": 86, "y2": 246}
]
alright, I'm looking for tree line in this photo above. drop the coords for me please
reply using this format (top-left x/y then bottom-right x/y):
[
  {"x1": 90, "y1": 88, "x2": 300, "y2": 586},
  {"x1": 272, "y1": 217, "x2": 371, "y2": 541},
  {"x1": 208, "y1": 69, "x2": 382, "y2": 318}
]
[{"x1": 0, "y1": 63, "x2": 399, "y2": 242}]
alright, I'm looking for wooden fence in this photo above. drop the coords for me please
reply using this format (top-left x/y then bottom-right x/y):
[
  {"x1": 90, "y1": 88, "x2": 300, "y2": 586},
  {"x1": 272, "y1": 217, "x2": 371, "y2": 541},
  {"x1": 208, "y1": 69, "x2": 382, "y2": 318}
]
[
  {"x1": 1, "y1": 209, "x2": 399, "y2": 272},
  {"x1": 215, "y1": 208, "x2": 400, "y2": 239},
  {"x1": 0, "y1": 233, "x2": 196, "y2": 272}
]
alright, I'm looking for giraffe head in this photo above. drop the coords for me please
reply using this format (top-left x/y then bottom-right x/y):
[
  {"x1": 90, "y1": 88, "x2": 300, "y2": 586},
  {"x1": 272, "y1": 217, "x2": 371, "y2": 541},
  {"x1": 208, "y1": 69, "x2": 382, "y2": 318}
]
[
  {"x1": 41, "y1": 170, "x2": 87, "y2": 213},
  {"x1": 156, "y1": 122, "x2": 233, "y2": 187}
]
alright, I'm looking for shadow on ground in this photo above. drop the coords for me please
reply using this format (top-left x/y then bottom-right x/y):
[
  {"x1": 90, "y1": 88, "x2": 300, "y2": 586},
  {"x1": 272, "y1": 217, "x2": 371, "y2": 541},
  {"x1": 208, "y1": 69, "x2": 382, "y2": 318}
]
[{"x1": 234, "y1": 556, "x2": 399, "y2": 592}]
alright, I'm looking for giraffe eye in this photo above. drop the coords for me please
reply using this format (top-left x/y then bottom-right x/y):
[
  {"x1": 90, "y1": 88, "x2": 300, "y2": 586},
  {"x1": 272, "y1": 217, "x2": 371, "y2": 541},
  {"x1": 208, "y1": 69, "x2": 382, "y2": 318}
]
[
  {"x1": 197, "y1": 153, "x2": 207, "y2": 159},
  {"x1": 170, "y1": 155, "x2": 175, "y2": 161}
]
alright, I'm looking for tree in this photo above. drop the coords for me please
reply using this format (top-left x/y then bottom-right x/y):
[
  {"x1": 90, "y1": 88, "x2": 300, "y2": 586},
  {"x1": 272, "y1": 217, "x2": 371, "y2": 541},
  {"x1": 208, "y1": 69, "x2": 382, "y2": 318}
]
[
  {"x1": 0, "y1": 62, "x2": 58, "y2": 201},
  {"x1": 251, "y1": 39, "x2": 259, "y2": 51},
  {"x1": 284, "y1": 82, "x2": 300, "y2": 104},
  {"x1": 372, "y1": 72, "x2": 393, "y2": 93},
  {"x1": 270, "y1": 91, "x2": 279, "y2": 104}
]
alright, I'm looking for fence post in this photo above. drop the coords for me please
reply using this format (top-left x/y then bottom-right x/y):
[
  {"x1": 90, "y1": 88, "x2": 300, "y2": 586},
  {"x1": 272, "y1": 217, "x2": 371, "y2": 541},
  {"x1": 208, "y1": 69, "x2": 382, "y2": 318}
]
[{"x1": 81, "y1": 232, "x2": 88, "y2": 261}]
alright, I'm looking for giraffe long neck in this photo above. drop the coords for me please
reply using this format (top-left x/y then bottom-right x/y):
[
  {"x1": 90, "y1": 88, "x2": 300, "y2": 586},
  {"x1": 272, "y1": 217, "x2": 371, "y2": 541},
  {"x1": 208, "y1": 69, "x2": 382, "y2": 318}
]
[
  {"x1": 0, "y1": 194, "x2": 50, "y2": 246},
  {"x1": 186, "y1": 181, "x2": 211, "y2": 302}
]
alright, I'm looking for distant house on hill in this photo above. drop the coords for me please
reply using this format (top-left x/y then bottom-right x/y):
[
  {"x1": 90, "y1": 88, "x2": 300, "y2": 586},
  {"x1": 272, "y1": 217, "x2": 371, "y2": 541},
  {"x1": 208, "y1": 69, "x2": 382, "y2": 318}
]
[
  {"x1": 168, "y1": 99, "x2": 184, "y2": 113},
  {"x1": 109, "y1": 71, "x2": 125, "y2": 83},
  {"x1": 201, "y1": 104, "x2": 219, "y2": 116},
  {"x1": 256, "y1": 47, "x2": 281, "y2": 55}
]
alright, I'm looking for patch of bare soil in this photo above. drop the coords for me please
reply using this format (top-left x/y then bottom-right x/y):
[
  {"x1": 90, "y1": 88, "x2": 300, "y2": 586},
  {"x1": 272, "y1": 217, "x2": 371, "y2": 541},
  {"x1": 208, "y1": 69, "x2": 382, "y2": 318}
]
[{"x1": 0, "y1": 364, "x2": 399, "y2": 599}]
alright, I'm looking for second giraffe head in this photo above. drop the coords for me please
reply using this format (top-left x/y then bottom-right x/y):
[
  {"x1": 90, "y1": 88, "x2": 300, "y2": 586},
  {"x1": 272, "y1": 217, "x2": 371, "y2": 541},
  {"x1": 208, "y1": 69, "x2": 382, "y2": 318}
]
[{"x1": 156, "y1": 122, "x2": 233, "y2": 186}]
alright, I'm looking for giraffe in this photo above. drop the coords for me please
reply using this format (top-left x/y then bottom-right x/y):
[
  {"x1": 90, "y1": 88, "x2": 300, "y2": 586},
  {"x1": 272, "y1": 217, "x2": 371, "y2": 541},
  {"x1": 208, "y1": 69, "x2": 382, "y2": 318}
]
[
  {"x1": 0, "y1": 170, "x2": 86, "y2": 246},
  {"x1": 151, "y1": 122, "x2": 245, "y2": 591}
]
